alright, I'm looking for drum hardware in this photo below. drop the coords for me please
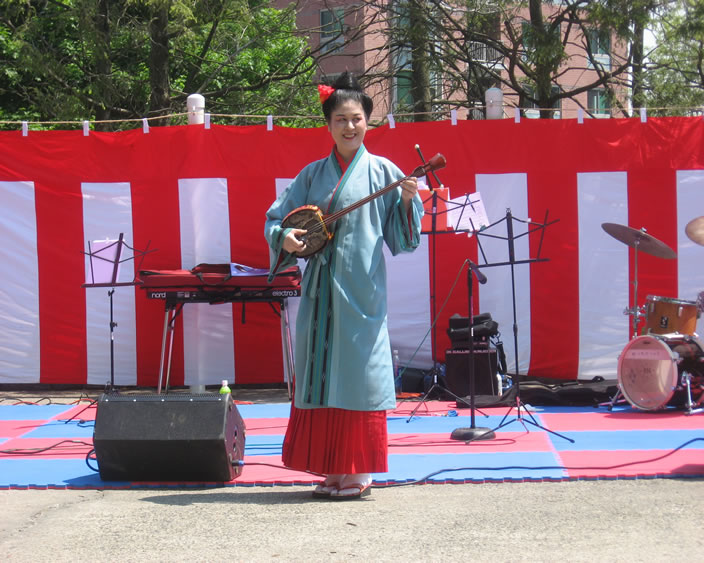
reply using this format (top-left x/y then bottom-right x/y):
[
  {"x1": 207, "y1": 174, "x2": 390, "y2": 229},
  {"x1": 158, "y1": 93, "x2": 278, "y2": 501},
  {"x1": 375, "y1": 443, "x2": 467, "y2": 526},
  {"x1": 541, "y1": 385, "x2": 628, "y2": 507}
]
[
  {"x1": 623, "y1": 304, "x2": 645, "y2": 331},
  {"x1": 680, "y1": 372, "x2": 704, "y2": 415},
  {"x1": 685, "y1": 216, "x2": 704, "y2": 246},
  {"x1": 602, "y1": 376, "x2": 629, "y2": 411},
  {"x1": 602, "y1": 389, "x2": 627, "y2": 410},
  {"x1": 602, "y1": 223, "x2": 676, "y2": 340}
]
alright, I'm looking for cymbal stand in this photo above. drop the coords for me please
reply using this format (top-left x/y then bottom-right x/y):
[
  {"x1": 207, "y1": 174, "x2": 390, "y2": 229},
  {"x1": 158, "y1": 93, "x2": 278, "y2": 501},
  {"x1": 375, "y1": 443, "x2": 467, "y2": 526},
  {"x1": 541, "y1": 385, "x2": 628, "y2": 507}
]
[
  {"x1": 624, "y1": 236, "x2": 646, "y2": 340},
  {"x1": 470, "y1": 209, "x2": 573, "y2": 443},
  {"x1": 606, "y1": 235, "x2": 646, "y2": 410}
]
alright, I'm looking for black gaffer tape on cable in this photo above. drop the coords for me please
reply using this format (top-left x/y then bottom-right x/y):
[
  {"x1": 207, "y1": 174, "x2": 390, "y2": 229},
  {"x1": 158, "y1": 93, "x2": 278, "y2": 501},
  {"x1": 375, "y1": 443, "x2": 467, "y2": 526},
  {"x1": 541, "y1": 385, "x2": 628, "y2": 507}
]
[{"x1": 93, "y1": 393, "x2": 246, "y2": 482}]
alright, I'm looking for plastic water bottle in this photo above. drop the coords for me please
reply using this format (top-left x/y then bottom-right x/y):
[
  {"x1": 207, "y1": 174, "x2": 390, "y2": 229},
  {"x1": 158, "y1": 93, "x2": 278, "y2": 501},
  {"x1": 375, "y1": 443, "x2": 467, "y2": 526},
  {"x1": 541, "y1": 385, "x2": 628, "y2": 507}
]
[
  {"x1": 392, "y1": 349, "x2": 401, "y2": 393},
  {"x1": 219, "y1": 379, "x2": 231, "y2": 395}
]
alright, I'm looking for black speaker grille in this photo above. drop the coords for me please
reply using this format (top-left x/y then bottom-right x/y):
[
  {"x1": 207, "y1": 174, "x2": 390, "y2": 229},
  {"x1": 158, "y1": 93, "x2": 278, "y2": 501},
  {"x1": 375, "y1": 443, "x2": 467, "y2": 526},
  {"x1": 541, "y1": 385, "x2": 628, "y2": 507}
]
[{"x1": 445, "y1": 348, "x2": 499, "y2": 396}]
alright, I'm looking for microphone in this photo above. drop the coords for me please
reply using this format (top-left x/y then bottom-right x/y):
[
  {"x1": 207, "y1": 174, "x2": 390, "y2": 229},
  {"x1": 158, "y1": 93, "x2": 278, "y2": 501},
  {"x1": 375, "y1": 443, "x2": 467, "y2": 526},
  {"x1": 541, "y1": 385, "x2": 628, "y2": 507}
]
[{"x1": 468, "y1": 260, "x2": 487, "y2": 284}]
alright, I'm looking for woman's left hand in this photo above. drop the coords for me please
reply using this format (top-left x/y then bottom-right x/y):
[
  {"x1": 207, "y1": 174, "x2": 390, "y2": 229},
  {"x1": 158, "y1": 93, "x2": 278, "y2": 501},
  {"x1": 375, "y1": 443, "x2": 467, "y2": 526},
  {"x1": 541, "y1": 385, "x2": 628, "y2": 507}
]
[{"x1": 400, "y1": 177, "x2": 418, "y2": 210}]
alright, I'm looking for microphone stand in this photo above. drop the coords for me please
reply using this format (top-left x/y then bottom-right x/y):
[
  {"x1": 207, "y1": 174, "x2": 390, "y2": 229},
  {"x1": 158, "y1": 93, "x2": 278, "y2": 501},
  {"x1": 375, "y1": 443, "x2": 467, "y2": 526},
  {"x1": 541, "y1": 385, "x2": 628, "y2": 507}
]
[
  {"x1": 405, "y1": 149, "x2": 475, "y2": 420},
  {"x1": 450, "y1": 261, "x2": 495, "y2": 441},
  {"x1": 420, "y1": 145, "x2": 443, "y2": 387}
]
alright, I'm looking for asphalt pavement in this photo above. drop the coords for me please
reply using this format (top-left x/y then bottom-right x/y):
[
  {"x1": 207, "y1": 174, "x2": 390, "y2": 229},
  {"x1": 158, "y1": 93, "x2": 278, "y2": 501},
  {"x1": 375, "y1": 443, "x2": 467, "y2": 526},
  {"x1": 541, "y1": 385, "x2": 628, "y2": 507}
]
[{"x1": 2, "y1": 478, "x2": 703, "y2": 562}]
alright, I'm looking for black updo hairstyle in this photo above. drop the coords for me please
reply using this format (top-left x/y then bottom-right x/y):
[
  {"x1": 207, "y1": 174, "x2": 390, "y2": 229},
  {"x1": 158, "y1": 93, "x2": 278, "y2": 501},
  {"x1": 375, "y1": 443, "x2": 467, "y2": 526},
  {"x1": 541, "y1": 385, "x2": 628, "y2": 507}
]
[{"x1": 321, "y1": 71, "x2": 373, "y2": 123}]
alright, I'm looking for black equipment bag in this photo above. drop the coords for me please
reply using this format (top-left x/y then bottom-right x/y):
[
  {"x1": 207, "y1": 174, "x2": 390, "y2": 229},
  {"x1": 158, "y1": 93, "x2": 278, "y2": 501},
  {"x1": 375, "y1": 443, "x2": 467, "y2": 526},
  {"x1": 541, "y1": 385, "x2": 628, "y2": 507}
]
[{"x1": 446, "y1": 313, "x2": 499, "y2": 349}]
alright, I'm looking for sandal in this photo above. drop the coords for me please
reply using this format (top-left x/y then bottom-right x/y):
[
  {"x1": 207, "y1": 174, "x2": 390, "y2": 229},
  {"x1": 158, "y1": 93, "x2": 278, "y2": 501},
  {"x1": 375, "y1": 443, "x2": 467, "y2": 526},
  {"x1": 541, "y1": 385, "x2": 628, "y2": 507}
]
[
  {"x1": 329, "y1": 474, "x2": 373, "y2": 500},
  {"x1": 312, "y1": 474, "x2": 345, "y2": 499}
]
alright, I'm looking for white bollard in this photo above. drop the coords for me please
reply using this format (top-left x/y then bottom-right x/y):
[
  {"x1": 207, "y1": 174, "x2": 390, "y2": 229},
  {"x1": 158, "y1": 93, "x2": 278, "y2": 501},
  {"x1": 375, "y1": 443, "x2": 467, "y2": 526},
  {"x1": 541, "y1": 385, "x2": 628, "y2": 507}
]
[
  {"x1": 485, "y1": 88, "x2": 504, "y2": 119},
  {"x1": 187, "y1": 93, "x2": 205, "y2": 125}
]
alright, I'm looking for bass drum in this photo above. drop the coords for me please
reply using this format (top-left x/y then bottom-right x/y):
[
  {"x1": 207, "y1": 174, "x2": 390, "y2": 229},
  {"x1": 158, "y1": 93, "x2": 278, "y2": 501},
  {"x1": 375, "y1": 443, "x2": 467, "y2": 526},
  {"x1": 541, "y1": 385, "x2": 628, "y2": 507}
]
[{"x1": 617, "y1": 334, "x2": 704, "y2": 411}]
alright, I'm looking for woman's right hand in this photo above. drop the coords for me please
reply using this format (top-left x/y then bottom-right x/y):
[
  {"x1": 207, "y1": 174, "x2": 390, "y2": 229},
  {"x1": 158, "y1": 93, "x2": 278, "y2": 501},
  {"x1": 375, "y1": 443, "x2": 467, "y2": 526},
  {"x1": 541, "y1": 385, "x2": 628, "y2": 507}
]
[{"x1": 283, "y1": 228, "x2": 307, "y2": 254}]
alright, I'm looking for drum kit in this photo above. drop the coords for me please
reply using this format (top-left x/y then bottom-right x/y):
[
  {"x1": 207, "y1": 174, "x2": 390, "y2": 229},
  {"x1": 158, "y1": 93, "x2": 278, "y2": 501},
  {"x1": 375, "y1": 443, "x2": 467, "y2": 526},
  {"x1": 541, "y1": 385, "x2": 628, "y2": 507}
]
[{"x1": 602, "y1": 219, "x2": 704, "y2": 414}]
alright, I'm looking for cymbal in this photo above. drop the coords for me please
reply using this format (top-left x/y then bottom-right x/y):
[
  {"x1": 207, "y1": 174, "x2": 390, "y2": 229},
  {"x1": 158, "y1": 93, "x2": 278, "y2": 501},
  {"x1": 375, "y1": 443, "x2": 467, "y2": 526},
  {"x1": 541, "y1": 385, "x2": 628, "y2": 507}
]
[
  {"x1": 685, "y1": 216, "x2": 704, "y2": 246},
  {"x1": 601, "y1": 223, "x2": 676, "y2": 259}
]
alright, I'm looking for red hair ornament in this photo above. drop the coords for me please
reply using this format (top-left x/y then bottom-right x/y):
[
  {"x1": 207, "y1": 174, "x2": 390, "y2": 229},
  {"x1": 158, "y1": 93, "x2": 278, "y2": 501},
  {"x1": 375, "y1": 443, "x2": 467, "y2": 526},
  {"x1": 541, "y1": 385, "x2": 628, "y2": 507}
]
[{"x1": 318, "y1": 84, "x2": 335, "y2": 104}]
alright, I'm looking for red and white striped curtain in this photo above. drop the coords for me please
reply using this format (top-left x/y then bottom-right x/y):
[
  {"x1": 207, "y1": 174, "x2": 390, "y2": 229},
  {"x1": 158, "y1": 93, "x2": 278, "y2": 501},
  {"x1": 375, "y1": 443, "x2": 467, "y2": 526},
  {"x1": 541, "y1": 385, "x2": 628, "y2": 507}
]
[{"x1": 0, "y1": 117, "x2": 702, "y2": 386}]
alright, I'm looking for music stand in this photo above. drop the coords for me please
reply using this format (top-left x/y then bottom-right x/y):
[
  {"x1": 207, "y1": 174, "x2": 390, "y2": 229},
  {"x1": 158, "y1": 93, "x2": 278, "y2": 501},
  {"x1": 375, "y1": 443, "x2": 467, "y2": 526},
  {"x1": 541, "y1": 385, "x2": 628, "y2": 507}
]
[
  {"x1": 64, "y1": 235, "x2": 152, "y2": 425},
  {"x1": 405, "y1": 188, "x2": 490, "y2": 421},
  {"x1": 464, "y1": 209, "x2": 574, "y2": 443},
  {"x1": 82, "y1": 233, "x2": 153, "y2": 389}
]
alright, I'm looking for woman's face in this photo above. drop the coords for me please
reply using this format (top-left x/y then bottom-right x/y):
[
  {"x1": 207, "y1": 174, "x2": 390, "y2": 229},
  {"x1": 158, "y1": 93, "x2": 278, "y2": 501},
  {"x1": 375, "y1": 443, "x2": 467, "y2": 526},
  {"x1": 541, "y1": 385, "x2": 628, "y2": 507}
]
[{"x1": 327, "y1": 99, "x2": 368, "y2": 162}]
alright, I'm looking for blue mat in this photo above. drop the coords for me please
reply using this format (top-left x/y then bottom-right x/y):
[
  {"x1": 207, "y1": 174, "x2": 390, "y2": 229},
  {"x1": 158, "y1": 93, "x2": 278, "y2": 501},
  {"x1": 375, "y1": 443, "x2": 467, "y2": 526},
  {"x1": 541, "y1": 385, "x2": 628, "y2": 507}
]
[{"x1": 1, "y1": 401, "x2": 703, "y2": 488}]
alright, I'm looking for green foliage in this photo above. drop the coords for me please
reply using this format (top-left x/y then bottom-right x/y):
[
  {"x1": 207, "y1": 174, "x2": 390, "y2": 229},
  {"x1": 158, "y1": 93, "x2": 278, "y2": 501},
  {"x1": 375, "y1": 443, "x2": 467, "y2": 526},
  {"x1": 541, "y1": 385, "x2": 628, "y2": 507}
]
[
  {"x1": 584, "y1": 0, "x2": 649, "y2": 40},
  {"x1": 0, "y1": 0, "x2": 319, "y2": 129},
  {"x1": 644, "y1": 1, "x2": 704, "y2": 115},
  {"x1": 521, "y1": 21, "x2": 565, "y2": 74}
]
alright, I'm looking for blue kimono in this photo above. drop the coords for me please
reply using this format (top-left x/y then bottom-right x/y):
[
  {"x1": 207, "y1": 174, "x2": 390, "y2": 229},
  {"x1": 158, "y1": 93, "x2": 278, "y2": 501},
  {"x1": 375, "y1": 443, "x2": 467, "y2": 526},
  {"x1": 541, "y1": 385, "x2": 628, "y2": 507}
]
[{"x1": 265, "y1": 145, "x2": 424, "y2": 411}]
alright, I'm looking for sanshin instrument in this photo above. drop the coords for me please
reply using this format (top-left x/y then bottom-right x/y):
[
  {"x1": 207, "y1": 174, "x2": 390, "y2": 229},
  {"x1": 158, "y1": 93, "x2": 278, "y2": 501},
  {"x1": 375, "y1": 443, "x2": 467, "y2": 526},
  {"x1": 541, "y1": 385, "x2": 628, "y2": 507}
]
[{"x1": 281, "y1": 153, "x2": 446, "y2": 257}]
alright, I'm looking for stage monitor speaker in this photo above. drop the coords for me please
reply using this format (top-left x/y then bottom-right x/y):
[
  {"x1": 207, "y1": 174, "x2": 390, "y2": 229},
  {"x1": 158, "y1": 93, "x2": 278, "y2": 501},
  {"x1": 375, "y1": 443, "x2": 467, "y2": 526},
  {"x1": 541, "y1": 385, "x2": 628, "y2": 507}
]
[
  {"x1": 445, "y1": 347, "x2": 499, "y2": 397},
  {"x1": 93, "y1": 393, "x2": 245, "y2": 482}
]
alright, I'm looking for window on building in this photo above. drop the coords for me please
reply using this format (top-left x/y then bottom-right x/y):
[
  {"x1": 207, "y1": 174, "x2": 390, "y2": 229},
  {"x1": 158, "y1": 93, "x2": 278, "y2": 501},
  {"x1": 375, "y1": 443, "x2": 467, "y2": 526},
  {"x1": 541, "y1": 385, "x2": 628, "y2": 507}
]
[
  {"x1": 395, "y1": 69, "x2": 414, "y2": 109},
  {"x1": 393, "y1": 67, "x2": 445, "y2": 115},
  {"x1": 391, "y1": 0, "x2": 443, "y2": 116},
  {"x1": 320, "y1": 9, "x2": 345, "y2": 54},
  {"x1": 523, "y1": 85, "x2": 562, "y2": 119},
  {"x1": 588, "y1": 88, "x2": 610, "y2": 117},
  {"x1": 392, "y1": 0, "x2": 413, "y2": 113},
  {"x1": 430, "y1": 71, "x2": 443, "y2": 111},
  {"x1": 586, "y1": 28, "x2": 611, "y2": 70},
  {"x1": 469, "y1": 41, "x2": 502, "y2": 64}
]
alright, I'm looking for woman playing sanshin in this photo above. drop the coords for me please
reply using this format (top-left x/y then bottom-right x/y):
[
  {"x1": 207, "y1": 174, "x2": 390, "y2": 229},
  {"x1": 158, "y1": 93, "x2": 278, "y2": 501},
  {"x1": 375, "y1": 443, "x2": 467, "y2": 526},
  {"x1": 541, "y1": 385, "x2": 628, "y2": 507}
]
[{"x1": 265, "y1": 72, "x2": 424, "y2": 499}]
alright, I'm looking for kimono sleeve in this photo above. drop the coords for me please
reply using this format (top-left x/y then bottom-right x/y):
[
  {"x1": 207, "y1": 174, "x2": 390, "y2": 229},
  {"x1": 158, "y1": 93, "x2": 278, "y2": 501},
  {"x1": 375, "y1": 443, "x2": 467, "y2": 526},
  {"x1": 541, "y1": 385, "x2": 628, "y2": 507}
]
[
  {"x1": 264, "y1": 171, "x2": 310, "y2": 281},
  {"x1": 381, "y1": 165, "x2": 424, "y2": 255}
]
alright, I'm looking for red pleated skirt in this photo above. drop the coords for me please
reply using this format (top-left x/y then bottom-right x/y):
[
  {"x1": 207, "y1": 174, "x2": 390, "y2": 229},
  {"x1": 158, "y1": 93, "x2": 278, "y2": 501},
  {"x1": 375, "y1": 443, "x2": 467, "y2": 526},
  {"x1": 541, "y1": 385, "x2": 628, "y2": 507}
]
[{"x1": 282, "y1": 403, "x2": 389, "y2": 475}]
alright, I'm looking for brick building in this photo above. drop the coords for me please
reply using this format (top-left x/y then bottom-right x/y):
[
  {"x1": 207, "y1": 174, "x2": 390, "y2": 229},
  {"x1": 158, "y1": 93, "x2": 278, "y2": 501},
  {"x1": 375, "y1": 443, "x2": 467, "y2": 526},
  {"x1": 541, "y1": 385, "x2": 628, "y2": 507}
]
[{"x1": 277, "y1": 0, "x2": 629, "y2": 122}]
